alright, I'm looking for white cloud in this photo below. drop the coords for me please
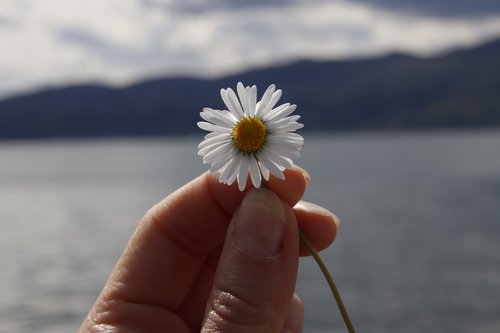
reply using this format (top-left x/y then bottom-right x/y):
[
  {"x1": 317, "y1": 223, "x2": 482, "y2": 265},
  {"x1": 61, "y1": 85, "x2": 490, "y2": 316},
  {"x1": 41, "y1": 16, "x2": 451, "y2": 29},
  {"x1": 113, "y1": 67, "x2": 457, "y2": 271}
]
[{"x1": 1, "y1": 0, "x2": 500, "y2": 98}]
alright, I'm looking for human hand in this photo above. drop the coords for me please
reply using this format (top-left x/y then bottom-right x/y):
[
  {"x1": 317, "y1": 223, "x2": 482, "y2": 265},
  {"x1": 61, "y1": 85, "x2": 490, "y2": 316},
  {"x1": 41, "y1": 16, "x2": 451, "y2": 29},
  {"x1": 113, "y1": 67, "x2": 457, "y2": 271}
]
[{"x1": 79, "y1": 166, "x2": 339, "y2": 332}]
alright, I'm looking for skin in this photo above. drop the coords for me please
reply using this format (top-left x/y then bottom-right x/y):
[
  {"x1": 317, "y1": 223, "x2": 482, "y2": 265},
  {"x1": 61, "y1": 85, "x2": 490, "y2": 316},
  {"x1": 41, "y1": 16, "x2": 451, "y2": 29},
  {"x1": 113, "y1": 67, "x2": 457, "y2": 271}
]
[{"x1": 79, "y1": 165, "x2": 339, "y2": 333}]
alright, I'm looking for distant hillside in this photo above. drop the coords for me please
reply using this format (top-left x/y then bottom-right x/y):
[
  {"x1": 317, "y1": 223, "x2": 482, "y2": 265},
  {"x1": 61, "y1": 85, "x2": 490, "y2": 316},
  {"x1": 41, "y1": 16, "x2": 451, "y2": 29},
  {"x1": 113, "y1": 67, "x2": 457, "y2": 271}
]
[{"x1": 1, "y1": 38, "x2": 500, "y2": 139}]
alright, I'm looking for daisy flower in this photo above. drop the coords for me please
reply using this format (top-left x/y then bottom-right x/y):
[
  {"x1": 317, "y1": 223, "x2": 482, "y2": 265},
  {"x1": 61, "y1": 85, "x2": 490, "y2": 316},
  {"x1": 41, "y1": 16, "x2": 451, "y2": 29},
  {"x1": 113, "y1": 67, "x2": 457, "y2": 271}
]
[{"x1": 197, "y1": 82, "x2": 304, "y2": 191}]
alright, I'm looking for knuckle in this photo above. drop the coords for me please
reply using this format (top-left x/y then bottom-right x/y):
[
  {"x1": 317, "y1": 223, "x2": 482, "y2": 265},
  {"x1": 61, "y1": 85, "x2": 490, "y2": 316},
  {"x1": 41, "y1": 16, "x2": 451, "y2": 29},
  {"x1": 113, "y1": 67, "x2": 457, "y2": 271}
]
[{"x1": 204, "y1": 286, "x2": 273, "y2": 332}]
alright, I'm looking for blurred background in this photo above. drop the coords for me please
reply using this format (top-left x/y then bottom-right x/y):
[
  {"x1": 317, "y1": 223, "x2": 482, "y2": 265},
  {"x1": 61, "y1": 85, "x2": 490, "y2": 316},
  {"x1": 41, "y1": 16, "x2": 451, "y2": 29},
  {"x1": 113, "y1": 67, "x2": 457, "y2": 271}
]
[{"x1": 1, "y1": 0, "x2": 500, "y2": 332}]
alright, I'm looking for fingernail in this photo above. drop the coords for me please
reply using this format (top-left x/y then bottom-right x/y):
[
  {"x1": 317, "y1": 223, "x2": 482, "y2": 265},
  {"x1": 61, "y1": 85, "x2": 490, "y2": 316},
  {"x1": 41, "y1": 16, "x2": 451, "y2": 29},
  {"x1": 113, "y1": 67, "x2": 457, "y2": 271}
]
[
  {"x1": 233, "y1": 188, "x2": 286, "y2": 257},
  {"x1": 295, "y1": 201, "x2": 341, "y2": 230},
  {"x1": 291, "y1": 165, "x2": 311, "y2": 185}
]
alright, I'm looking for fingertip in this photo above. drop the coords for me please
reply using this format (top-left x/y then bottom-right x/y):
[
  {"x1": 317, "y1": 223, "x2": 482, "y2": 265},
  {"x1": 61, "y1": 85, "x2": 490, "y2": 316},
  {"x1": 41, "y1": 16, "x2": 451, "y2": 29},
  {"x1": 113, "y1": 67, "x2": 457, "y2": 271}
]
[
  {"x1": 293, "y1": 201, "x2": 339, "y2": 256},
  {"x1": 290, "y1": 165, "x2": 311, "y2": 186},
  {"x1": 267, "y1": 165, "x2": 310, "y2": 207}
]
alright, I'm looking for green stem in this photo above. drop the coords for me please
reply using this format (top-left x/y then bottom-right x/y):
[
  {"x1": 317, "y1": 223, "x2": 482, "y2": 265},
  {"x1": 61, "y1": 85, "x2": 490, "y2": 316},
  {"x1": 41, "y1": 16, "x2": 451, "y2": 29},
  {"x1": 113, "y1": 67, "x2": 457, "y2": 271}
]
[{"x1": 299, "y1": 230, "x2": 356, "y2": 333}]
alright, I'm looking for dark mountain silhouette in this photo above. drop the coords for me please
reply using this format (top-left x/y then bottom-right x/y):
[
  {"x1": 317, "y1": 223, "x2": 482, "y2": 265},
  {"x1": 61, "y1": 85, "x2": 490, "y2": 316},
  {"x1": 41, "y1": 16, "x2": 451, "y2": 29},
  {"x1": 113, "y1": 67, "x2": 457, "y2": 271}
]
[{"x1": 1, "y1": 38, "x2": 499, "y2": 139}]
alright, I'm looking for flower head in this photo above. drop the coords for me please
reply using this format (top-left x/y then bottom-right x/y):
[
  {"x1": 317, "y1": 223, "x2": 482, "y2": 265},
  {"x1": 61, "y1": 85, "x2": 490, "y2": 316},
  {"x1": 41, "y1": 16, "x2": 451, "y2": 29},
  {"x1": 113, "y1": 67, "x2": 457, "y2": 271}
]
[{"x1": 197, "y1": 82, "x2": 304, "y2": 191}]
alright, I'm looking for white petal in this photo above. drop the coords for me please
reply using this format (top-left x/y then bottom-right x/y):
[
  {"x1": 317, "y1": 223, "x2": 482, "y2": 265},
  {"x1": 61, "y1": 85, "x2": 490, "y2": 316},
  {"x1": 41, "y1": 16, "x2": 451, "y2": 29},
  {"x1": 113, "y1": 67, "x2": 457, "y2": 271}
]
[
  {"x1": 219, "y1": 159, "x2": 232, "y2": 183},
  {"x1": 266, "y1": 152, "x2": 293, "y2": 169},
  {"x1": 237, "y1": 82, "x2": 246, "y2": 96},
  {"x1": 263, "y1": 140, "x2": 303, "y2": 155},
  {"x1": 200, "y1": 108, "x2": 237, "y2": 127},
  {"x1": 204, "y1": 148, "x2": 233, "y2": 165},
  {"x1": 198, "y1": 133, "x2": 231, "y2": 150},
  {"x1": 267, "y1": 136, "x2": 295, "y2": 143},
  {"x1": 267, "y1": 118, "x2": 304, "y2": 132},
  {"x1": 218, "y1": 150, "x2": 238, "y2": 182},
  {"x1": 257, "y1": 158, "x2": 270, "y2": 181},
  {"x1": 240, "y1": 86, "x2": 252, "y2": 116},
  {"x1": 204, "y1": 131, "x2": 225, "y2": 140},
  {"x1": 267, "y1": 114, "x2": 300, "y2": 126},
  {"x1": 209, "y1": 158, "x2": 229, "y2": 173},
  {"x1": 271, "y1": 122, "x2": 304, "y2": 132},
  {"x1": 257, "y1": 151, "x2": 285, "y2": 180},
  {"x1": 259, "y1": 149, "x2": 285, "y2": 175},
  {"x1": 269, "y1": 144, "x2": 298, "y2": 156},
  {"x1": 270, "y1": 132, "x2": 304, "y2": 144},
  {"x1": 265, "y1": 139, "x2": 302, "y2": 155},
  {"x1": 266, "y1": 104, "x2": 297, "y2": 121},
  {"x1": 198, "y1": 138, "x2": 231, "y2": 156},
  {"x1": 203, "y1": 142, "x2": 233, "y2": 163},
  {"x1": 249, "y1": 155, "x2": 261, "y2": 188},
  {"x1": 247, "y1": 85, "x2": 257, "y2": 117},
  {"x1": 260, "y1": 89, "x2": 282, "y2": 115},
  {"x1": 255, "y1": 84, "x2": 275, "y2": 118},
  {"x1": 198, "y1": 122, "x2": 232, "y2": 133},
  {"x1": 225, "y1": 155, "x2": 242, "y2": 185},
  {"x1": 221, "y1": 88, "x2": 244, "y2": 119},
  {"x1": 237, "y1": 82, "x2": 247, "y2": 111},
  {"x1": 237, "y1": 155, "x2": 250, "y2": 191},
  {"x1": 263, "y1": 103, "x2": 290, "y2": 121}
]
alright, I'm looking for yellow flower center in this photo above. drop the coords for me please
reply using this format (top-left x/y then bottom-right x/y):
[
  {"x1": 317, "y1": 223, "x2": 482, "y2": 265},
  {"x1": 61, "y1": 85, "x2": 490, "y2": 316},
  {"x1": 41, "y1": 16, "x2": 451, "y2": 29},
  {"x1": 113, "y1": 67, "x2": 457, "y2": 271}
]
[{"x1": 232, "y1": 117, "x2": 267, "y2": 153}]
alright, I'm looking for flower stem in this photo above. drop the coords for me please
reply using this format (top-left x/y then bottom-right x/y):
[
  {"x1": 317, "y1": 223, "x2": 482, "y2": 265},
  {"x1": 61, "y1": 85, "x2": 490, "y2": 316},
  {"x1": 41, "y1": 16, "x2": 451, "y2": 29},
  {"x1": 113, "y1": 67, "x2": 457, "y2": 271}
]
[{"x1": 299, "y1": 230, "x2": 356, "y2": 333}]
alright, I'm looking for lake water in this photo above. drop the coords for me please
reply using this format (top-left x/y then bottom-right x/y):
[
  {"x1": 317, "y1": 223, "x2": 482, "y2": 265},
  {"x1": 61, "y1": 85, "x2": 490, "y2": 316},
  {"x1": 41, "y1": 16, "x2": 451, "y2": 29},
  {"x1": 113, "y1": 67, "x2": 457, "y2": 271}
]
[{"x1": 1, "y1": 131, "x2": 499, "y2": 332}]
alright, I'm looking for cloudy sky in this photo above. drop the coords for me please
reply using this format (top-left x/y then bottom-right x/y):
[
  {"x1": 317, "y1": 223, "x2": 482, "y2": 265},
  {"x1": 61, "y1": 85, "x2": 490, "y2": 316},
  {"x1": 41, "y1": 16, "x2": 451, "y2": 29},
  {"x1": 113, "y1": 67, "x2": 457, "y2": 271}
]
[{"x1": 1, "y1": 0, "x2": 500, "y2": 99}]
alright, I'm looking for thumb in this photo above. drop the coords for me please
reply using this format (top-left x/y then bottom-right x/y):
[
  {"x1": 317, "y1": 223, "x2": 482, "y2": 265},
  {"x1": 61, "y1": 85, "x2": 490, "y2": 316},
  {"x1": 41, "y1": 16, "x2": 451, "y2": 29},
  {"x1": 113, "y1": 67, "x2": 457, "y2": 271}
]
[{"x1": 202, "y1": 188, "x2": 300, "y2": 333}]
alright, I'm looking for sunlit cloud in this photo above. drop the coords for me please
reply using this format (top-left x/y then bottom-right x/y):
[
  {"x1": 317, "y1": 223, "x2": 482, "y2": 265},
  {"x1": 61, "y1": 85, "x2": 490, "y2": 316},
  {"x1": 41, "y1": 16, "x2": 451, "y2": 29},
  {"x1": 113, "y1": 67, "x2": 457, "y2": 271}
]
[{"x1": 1, "y1": 0, "x2": 500, "y2": 98}]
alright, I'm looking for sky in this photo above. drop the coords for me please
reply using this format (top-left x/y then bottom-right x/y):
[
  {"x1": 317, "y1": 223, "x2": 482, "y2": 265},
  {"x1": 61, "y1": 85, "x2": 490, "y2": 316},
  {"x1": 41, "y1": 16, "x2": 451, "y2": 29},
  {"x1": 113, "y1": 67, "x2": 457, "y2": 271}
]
[{"x1": 1, "y1": 0, "x2": 500, "y2": 99}]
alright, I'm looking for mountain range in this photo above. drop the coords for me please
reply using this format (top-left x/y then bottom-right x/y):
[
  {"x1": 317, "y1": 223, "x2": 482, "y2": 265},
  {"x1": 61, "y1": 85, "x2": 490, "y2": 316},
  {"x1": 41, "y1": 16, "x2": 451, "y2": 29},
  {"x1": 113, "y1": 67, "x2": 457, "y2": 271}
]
[{"x1": 1, "y1": 38, "x2": 499, "y2": 139}]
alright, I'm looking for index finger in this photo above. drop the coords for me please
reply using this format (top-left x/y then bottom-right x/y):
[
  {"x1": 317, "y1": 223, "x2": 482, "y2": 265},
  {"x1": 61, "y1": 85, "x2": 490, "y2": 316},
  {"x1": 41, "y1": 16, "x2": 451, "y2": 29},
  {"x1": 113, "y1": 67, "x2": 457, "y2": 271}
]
[{"x1": 97, "y1": 166, "x2": 309, "y2": 312}]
